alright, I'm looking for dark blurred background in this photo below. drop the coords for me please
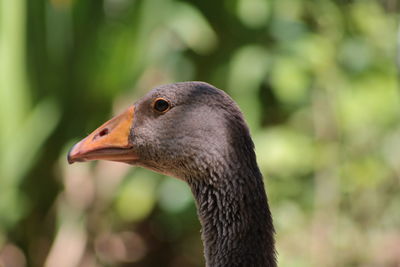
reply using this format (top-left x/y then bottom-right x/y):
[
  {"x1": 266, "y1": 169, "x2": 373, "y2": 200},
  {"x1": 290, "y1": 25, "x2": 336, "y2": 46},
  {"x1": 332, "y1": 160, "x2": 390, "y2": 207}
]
[{"x1": 0, "y1": 0, "x2": 399, "y2": 266}]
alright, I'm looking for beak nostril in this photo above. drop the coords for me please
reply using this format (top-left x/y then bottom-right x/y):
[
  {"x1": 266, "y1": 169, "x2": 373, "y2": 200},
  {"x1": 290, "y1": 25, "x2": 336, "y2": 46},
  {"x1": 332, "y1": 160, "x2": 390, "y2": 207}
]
[
  {"x1": 93, "y1": 128, "x2": 110, "y2": 141},
  {"x1": 99, "y1": 128, "x2": 109, "y2": 137}
]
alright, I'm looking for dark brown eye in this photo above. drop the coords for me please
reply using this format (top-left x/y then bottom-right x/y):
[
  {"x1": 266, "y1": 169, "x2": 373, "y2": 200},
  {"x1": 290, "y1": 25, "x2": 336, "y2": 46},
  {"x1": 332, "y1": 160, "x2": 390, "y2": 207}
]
[{"x1": 153, "y1": 98, "x2": 170, "y2": 113}]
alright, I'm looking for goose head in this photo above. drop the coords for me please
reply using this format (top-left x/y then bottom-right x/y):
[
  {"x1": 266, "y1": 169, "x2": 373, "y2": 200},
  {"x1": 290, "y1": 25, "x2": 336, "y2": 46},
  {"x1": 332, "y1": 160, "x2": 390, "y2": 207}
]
[{"x1": 68, "y1": 81, "x2": 250, "y2": 182}]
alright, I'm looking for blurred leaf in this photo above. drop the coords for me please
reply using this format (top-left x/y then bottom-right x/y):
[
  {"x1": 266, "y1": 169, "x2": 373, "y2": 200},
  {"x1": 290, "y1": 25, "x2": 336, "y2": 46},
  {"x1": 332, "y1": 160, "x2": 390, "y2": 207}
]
[
  {"x1": 0, "y1": 99, "x2": 59, "y2": 228},
  {"x1": 115, "y1": 170, "x2": 158, "y2": 222},
  {"x1": 236, "y1": 0, "x2": 270, "y2": 28},
  {"x1": 0, "y1": 0, "x2": 60, "y2": 229},
  {"x1": 168, "y1": 2, "x2": 218, "y2": 54},
  {"x1": 337, "y1": 73, "x2": 399, "y2": 135},
  {"x1": 338, "y1": 37, "x2": 373, "y2": 73},
  {"x1": 255, "y1": 127, "x2": 314, "y2": 176},
  {"x1": 341, "y1": 156, "x2": 389, "y2": 192},
  {"x1": 270, "y1": 56, "x2": 310, "y2": 105},
  {"x1": 1, "y1": 100, "x2": 60, "y2": 181},
  {"x1": 157, "y1": 178, "x2": 193, "y2": 213},
  {"x1": 228, "y1": 45, "x2": 269, "y2": 129},
  {"x1": 0, "y1": 0, "x2": 28, "y2": 140}
]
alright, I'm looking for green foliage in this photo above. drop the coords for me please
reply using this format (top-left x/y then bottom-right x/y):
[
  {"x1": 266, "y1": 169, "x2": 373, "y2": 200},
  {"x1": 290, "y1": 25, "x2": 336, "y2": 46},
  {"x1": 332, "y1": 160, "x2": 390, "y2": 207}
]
[
  {"x1": 0, "y1": 0, "x2": 60, "y2": 230},
  {"x1": 0, "y1": 0, "x2": 398, "y2": 266}
]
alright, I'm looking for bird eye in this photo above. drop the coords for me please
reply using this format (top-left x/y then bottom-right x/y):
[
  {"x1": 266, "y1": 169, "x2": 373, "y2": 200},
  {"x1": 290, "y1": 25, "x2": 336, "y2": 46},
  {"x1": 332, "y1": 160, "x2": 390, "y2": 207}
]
[{"x1": 153, "y1": 98, "x2": 171, "y2": 113}]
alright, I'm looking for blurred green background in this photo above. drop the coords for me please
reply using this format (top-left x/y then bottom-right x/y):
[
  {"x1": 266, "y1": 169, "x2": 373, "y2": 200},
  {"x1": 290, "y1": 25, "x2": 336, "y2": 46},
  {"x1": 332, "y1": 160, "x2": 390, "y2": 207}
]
[{"x1": 0, "y1": 0, "x2": 399, "y2": 266}]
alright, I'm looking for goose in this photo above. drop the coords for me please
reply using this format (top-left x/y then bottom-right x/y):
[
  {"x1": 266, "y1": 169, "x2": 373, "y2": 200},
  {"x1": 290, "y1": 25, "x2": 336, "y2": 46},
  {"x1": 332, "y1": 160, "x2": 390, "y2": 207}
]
[{"x1": 68, "y1": 82, "x2": 276, "y2": 267}]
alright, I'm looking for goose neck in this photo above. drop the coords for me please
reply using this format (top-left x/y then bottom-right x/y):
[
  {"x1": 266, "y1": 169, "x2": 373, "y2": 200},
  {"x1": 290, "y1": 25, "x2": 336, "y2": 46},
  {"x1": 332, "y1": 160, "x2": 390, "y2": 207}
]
[{"x1": 187, "y1": 166, "x2": 276, "y2": 267}]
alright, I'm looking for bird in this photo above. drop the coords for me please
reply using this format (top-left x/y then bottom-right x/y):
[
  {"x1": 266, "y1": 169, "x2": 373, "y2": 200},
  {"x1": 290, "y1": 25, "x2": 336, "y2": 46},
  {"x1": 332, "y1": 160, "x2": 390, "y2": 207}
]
[{"x1": 68, "y1": 81, "x2": 276, "y2": 267}]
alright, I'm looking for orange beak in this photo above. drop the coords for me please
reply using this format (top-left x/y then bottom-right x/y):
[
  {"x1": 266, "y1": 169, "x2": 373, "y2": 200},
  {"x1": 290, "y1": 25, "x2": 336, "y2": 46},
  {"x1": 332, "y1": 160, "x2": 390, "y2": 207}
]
[{"x1": 68, "y1": 106, "x2": 138, "y2": 164}]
